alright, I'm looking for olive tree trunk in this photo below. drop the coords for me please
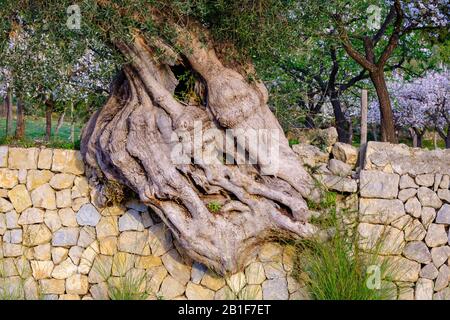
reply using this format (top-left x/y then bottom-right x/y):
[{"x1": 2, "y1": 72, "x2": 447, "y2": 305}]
[
  {"x1": 54, "y1": 111, "x2": 65, "y2": 137},
  {"x1": 81, "y1": 31, "x2": 321, "y2": 274},
  {"x1": 5, "y1": 89, "x2": 13, "y2": 138},
  {"x1": 45, "y1": 100, "x2": 53, "y2": 141},
  {"x1": 15, "y1": 99, "x2": 25, "y2": 139}
]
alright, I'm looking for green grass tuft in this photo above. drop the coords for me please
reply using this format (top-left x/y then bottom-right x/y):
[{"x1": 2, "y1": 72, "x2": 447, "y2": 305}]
[
  {"x1": 290, "y1": 207, "x2": 394, "y2": 300},
  {"x1": 108, "y1": 272, "x2": 149, "y2": 300},
  {"x1": 207, "y1": 201, "x2": 222, "y2": 213}
]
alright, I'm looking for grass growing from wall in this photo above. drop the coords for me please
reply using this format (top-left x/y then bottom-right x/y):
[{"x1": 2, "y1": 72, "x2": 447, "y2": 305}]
[
  {"x1": 107, "y1": 271, "x2": 149, "y2": 300},
  {"x1": 280, "y1": 189, "x2": 395, "y2": 300},
  {"x1": 93, "y1": 250, "x2": 149, "y2": 300},
  {"x1": 0, "y1": 257, "x2": 35, "y2": 300}
]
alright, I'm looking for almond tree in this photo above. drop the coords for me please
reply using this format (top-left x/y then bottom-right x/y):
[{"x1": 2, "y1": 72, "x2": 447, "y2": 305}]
[
  {"x1": 0, "y1": 24, "x2": 115, "y2": 141},
  {"x1": 297, "y1": 0, "x2": 448, "y2": 143},
  {"x1": 370, "y1": 70, "x2": 450, "y2": 148},
  {"x1": 396, "y1": 70, "x2": 450, "y2": 148}
]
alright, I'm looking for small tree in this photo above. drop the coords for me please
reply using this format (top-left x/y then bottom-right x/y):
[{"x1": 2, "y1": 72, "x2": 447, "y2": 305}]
[{"x1": 297, "y1": 0, "x2": 448, "y2": 143}]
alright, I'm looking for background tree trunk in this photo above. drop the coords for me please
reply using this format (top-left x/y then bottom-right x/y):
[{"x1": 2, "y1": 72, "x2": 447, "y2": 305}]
[
  {"x1": 348, "y1": 119, "x2": 354, "y2": 144},
  {"x1": 446, "y1": 132, "x2": 450, "y2": 149},
  {"x1": 434, "y1": 131, "x2": 438, "y2": 149},
  {"x1": 15, "y1": 99, "x2": 25, "y2": 139},
  {"x1": 54, "y1": 111, "x2": 65, "y2": 137},
  {"x1": 370, "y1": 70, "x2": 397, "y2": 143},
  {"x1": 437, "y1": 128, "x2": 450, "y2": 149},
  {"x1": 69, "y1": 101, "x2": 75, "y2": 143},
  {"x1": 81, "y1": 32, "x2": 321, "y2": 274},
  {"x1": 329, "y1": 91, "x2": 350, "y2": 143},
  {"x1": 414, "y1": 128, "x2": 424, "y2": 148},
  {"x1": 371, "y1": 123, "x2": 378, "y2": 141},
  {"x1": 409, "y1": 127, "x2": 418, "y2": 147},
  {"x1": 5, "y1": 89, "x2": 13, "y2": 138},
  {"x1": 44, "y1": 100, "x2": 53, "y2": 141},
  {"x1": 0, "y1": 97, "x2": 6, "y2": 117}
]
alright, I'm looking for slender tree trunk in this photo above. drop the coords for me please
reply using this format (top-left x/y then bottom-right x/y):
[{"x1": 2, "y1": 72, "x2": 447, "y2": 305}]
[
  {"x1": 15, "y1": 100, "x2": 25, "y2": 139},
  {"x1": 416, "y1": 129, "x2": 424, "y2": 149},
  {"x1": 434, "y1": 131, "x2": 438, "y2": 149},
  {"x1": 446, "y1": 131, "x2": 450, "y2": 149},
  {"x1": 417, "y1": 134, "x2": 423, "y2": 148},
  {"x1": 44, "y1": 100, "x2": 53, "y2": 141},
  {"x1": 438, "y1": 128, "x2": 450, "y2": 149},
  {"x1": 371, "y1": 123, "x2": 378, "y2": 141},
  {"x1": 370, "y1": 70, "x2": 397, "y2": 143},
  {"x1": 5, "y1": 89, "x2": 13, "y2": 138},
  {"x1": 81, "y1": 32, "x2": 321, "y2": 274},
  {"x1": 360, "y1": 89, "x2": 368, "y2": 146},
  {"x1": 409, "y1": 128, "x2": 418, "y2": 147},
  {"x1": 54, "y1": 111, "x2": 65, "y2": 137},
  {"x1": 0, "y1": 97, "x2": 5, "y2": 117},
  {"x1": 69, "y1": 101, "x2": 75, "y2": 143},
  {"x1": 348, "y1": 119, "x2": 353, "y2": 144},
  {"x1": 329, "y1": 91, "x2": 350, "y2": 143},
  {"x1": 442, "y1": 129, "x2": 450, "y2": 149}
]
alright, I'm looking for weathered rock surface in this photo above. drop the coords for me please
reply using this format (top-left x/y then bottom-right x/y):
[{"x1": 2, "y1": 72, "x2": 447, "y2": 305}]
[{"x1": 359, "y1": 171, "x2": 399, "y2": 199}]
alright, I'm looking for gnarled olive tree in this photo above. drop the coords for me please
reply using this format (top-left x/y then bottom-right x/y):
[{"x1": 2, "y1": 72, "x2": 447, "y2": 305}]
[{"x1": 1, "y1": 1, "x2": 321, "y2": 275}]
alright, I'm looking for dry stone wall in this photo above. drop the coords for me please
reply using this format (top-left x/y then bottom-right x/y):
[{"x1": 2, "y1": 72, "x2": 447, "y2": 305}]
[
  {"x1": 292, "y1": 134, "x2": 450, "y2": 300},
  {"x1": 358, "y1": 142, "x2": 450, "y2": 300},
  {"x1": 0, "y1": 146, "x2": 304, "y2": 300},
  {"x1": 1, "y1": 139, "x2": 449, "y2": 300}
]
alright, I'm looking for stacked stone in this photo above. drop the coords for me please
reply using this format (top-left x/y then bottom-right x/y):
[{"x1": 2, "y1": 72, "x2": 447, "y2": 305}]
[
  {"x1": 316, "y1": 142, "x2": 359, "y2": 194},
  {"x1": 358, "y1": 142, "x2": 450, "y2": 300},
  {"x1": 0, "y1": 146, "x2": 303, "y2": 300},
  {"x1": 290, "y1": 127, "x2": 359, "y2": 194}
]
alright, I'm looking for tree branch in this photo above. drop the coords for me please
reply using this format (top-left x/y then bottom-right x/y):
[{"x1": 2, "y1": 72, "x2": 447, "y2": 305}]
[
  {"x1": 372, "y1": 5, "x2": 396, "y2": 45},
  {"x1": 334, "y1": 14, "x2": 377, "y2": 72},
  {"x1": 377, "y1": 0, "x2": 404, "y2": 67}
]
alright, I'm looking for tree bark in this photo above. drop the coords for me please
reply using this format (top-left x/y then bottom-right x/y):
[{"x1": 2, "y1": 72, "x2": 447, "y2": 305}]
[
  {"x1": 437, "y1": 128, "x2": 450, "y2": 149},
  {"x1": 329, "y1": 91, "x2": 350, "y2": 143},
  {"x1": 44, "y1": 100, "x2": 54, "y2": 141},
  {"x1": 81, "y1": 32, "x2": 321, "y2": 274},
  {"x1": 0, "y1": 97, "x2": 6, "y2": 117},
  {"x1": 371, "y1": 123, "x2": 378, "y2": 141},
  {"x1": 337, "y1": 1, "x2": 403, "y2": 144},
  {"x1": 54, "y1": 111, "x2": 65, "y2": 137},
  {"x1": 413, "y1": 128, "x2": 425, "y2": 148},
  {"x1": 15, "y1": 99, "x2": 25, "y2": 139},
  {"x1": 5, "y1": 89, "x2": 13, "y2": 138},
  {"x1": 409, "y1": 128, "x2": 418, "y2": 147},
  {"x1": 446, "y1": 132, "x2": 450, "y2": 149},
  {"x1": 370, "y1": 70, "x2": 397, "y2": 143},
  {"x1": 69, "y1": 101, "x2": 75, "y2": 144}
]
